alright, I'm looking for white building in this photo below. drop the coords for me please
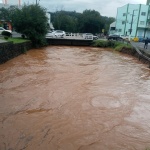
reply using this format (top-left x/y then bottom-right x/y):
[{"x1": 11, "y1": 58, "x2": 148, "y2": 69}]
[{"x1": 110, "y1": 0, "x2": 150, "y2": 38}]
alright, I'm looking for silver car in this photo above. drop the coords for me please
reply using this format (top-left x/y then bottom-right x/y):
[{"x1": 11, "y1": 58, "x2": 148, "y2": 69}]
[
  {"x1": 46, "y1": 30, "x2": 65, "y2": 38},
  {"x1": 46, "y1": 31, "x2": 54, "y2": 38},
  {"x1": 53, "y1": 30, "x2": 65, "y2": 38}
]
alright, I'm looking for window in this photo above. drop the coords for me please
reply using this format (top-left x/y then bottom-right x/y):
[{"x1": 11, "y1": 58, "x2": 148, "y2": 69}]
[
  {"x1": 118, "y1": 29, "x2": 122, "y2": 32},
  {"x1": 122, "y1": 21, "x2": 125, "y2": 24},
  {"x1": 110, "y1": 27, "x2": 115, "y2": 30},
  {"x1": 141, "y1": 12, "x2": 146, "y2": 16},
  {"x1": 140, "y1": 21, "x2": 145, "y2": 25},
  {"x1": 123, "y1": 13, "x2": 126, "y2": 16},
  {"x1": 128, "y1": 29, "x2": 132, "y2": 32}
]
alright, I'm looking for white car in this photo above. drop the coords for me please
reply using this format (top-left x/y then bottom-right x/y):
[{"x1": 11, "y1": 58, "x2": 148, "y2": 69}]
[
  {"x1": 46, "y1": 31, "x2": 54, "y2": 38},
  {"x1": 53, "y1": 30, "x2": 65, "y2": 38},
  {"x1": 46, "y1": 30, "x2": 65, "y2": 38},
  {"x1": 0, "y1": 27, "x2": 12, "y2": 34}
]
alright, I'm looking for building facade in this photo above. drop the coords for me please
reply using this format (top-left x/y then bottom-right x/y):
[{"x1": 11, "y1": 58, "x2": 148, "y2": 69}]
[
  {"x1": 114, "y1": 0, "x2": 150, "y2": 38},
  {"x1": 2, "y1": 0, "x2": 21, "y2": 6}
]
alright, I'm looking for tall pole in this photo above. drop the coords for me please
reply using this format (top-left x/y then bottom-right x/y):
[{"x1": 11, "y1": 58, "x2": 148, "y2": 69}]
[
  {"x1": 47, "y1": 12, "x2": 51, "y2": 30},
  {"x1": 18, "y1": 0, "x2": 21, "y2": 6},
  {"x1": 130, "y1": 10, "x2": 135, "y2": 35}
]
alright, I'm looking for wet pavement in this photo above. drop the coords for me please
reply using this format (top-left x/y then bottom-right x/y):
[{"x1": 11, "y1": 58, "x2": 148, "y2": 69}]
[
  {"x1": 131, "y1": 42, "x2": 150, "y2": 56},
  {"x1": 0, "y1": 46, "x2": 150, "y2": 150}
]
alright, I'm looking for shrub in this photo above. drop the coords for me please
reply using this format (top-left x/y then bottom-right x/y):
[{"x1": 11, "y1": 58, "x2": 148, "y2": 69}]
[
  {"x1": 115, "y1": 44, "x2": 132, "y2": 51},
  {"x1": 92, "y1": 40, "x2": 133, "y2": 52},
  {"x1": 92, "y1": 40, "x2": 109, "y2": 47},
  {"x1": 1, "y1": 31, "x2": 12, "y2": 37}
]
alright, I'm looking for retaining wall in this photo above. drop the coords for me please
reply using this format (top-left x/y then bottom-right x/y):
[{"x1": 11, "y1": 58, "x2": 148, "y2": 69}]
[
  {"x1": 0, "y1": 41, "x2": 32, "y2": 64},
  {"x1": 46, "y1": 38, "x2": 93, "y2": 46},
  {"x1": 120, "y1": 47, "x2": 150, "y2": 68}
]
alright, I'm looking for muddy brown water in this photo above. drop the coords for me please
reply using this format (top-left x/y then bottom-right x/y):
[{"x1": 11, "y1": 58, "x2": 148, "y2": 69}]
[{"x1": 0, "y1": 46, "x2": 150, "y2": 150}]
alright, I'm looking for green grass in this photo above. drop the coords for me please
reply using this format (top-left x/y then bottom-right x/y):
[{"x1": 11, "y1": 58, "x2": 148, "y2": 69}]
[
  {"x1": 0, "y1": 37, "x2": 30, "y2": 44},
  {"x1": 92, "y1": 40, "x2": 133, "y2": 51},
  {"x1": 114, "y1": 43, "x2": 132, "y2": 51}
]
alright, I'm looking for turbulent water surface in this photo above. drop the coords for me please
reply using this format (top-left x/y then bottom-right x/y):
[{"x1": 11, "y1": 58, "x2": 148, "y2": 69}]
[{"x1": 0, "y1": 46, "x2": 150, "y2": 150}]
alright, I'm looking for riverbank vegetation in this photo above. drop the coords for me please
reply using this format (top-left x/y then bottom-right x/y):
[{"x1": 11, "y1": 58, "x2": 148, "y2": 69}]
[{"x1": 92, "y1": 40, "x2": 133, "y2": 51}]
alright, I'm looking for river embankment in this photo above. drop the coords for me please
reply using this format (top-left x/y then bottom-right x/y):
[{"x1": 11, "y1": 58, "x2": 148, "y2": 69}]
[{"x1": 0, "y1": 39, "x2": 150, "y2": 67}]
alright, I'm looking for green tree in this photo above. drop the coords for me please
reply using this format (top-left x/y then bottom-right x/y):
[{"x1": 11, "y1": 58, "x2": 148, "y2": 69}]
[
  {"x1": 0, "y1": 7, "x2": 10, "y2": 21},
  {"x1": 51, "y1": 10, "x2": 115, "y2": 34},
  {"x1": 52, "y1": 11, "x2": 79, "y2": 32},
  {"x1": 12, "y1": 4, "x2": 48, "y2": 47},
  {"x1": 78, "y1": 10, "x2": 103, "y2": 34},
  {"x1": 101, "y1": 16, "x2": 115, "y2": 34}
]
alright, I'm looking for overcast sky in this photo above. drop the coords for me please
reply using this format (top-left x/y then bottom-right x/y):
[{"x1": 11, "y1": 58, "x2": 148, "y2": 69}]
[
  {"x1": 23, "y1": 0, "x2": 147, "y2": 17},
  {"x1": 0, "y1": 0, "x2": 147, "y2": 17}
]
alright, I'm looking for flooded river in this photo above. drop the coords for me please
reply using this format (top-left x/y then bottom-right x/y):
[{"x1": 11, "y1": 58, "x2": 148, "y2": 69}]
[{"x1": 0, "y1": 46, "x2": 150, "y2": 150}]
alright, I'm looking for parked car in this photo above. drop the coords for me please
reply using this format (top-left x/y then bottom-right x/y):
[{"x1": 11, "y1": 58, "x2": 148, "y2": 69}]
[
  {"x1": 107, "y1": 34, "x2": 123, "y2": 41},
  {"x1": 53, "y1": 30, "x2": 65, "y2": 38},
  {"x1": 93, "y1": 35, "x2": 98, "y2": 40},
  {"x1": 83, "y1": 33, "x2": 93, "y2": 39},
  {"x1": 46, "y1": 31, "x2": 54, "y2": 38},
  {"x1": 120, "y1": 35, "x2": 129, "y2": 40},
  {"x1": 0, "y1": 27, "x2": 12, "y2": 34}
]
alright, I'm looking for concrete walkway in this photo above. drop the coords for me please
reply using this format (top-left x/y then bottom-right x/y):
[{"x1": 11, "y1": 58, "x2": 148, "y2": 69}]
[
  {"x1": 0, "y1": 38, "x2": 7, "y2": 43},
  {"x1": 131, "y1": 41, "x2": 150, "y2": 56}
]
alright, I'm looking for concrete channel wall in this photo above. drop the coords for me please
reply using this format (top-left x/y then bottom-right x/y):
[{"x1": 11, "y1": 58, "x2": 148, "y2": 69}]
[
  {"x1": 0, "y1": 39, "x2": 92, "y2": 64},
  {"x1": 120, "y1": 43, "x2": 150, "y2": 68},
  {"x1": 0, "y1": 41, "x2": 32, "y2": 64},
  {"x1": 46, "y1": 38, "x2": 93, "y2": 46}
]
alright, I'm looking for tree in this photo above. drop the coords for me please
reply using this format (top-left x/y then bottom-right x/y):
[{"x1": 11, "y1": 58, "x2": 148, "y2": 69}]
[
  {"x1": 52, "y1": 11, "x2": 79, "y2": 32},
  {"x1": 101, "y1": 16, "x2": 115, "y2": 35},
  {"x1": 78, "y1": 10, "x2": 103, "y2": 34},
  {"x1": 12, "y1": 4, "x2": 48, "y2": 47},
  {"x1": 0, "y1": 7, "x2": 10, "y2": 21}
]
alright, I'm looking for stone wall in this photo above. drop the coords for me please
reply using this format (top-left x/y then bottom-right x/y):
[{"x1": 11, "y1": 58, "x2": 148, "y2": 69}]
[{"x1": 0, "y1": 41, "x2": 32, "y2": 64}]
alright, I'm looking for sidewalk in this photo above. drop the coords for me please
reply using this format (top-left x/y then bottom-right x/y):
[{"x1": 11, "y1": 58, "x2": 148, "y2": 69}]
[
  {"x1": 131, "y1": 41, "x2": 150, "y2": 56},
  {"x1": 0, "y1": 38, "x2": 7, "y2": 43}
]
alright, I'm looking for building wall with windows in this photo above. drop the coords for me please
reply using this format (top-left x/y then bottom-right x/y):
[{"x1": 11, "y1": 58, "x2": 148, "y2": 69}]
[{"x1": 115, "y1": 3, "x2": 150, "y2": 38}]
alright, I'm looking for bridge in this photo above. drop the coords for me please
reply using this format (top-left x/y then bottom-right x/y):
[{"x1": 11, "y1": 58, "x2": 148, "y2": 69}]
[{"x1": 46, "y1": 33, "x2": 94, "y2": 46}]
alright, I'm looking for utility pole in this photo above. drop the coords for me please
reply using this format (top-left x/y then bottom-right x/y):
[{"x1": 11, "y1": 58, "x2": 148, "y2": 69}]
[
  {"x1": 130, "y1": 10, "x2": 135, "y2": 35},
  {"x1": 129, "y1": 9, "x2": 137, "y2": 41}
]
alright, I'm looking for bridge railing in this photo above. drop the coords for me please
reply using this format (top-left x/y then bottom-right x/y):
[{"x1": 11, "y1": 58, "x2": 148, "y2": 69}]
[{"x1": 65, "y1": 33, "x2": 93, "y2": 40}]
